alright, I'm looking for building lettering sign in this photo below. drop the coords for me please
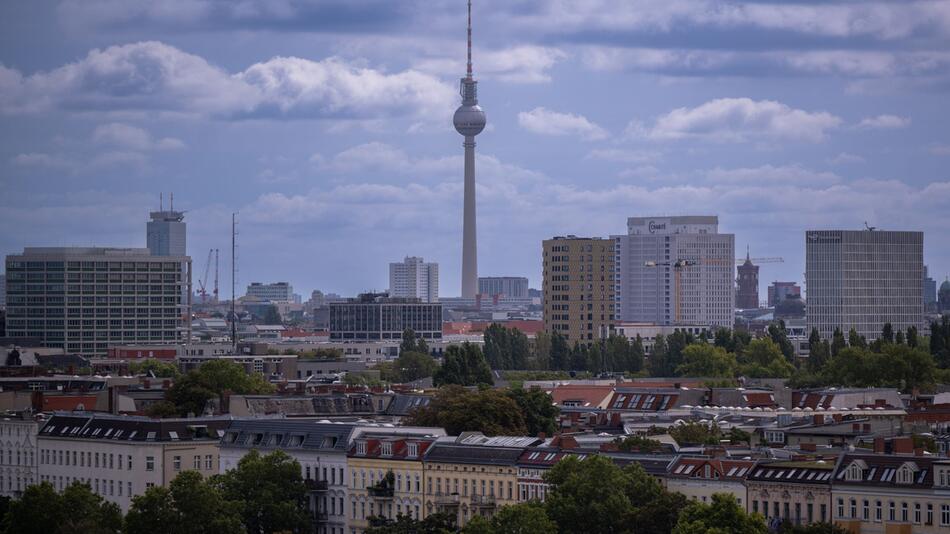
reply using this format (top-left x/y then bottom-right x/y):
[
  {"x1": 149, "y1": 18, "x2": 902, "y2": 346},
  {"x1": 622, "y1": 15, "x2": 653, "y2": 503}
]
[
  {"x1": 807, "y1": 233, "x2": 841, "y2": 243},
  {"x1": 648, "y1": 221, "x2": 667, "y2": 234}
]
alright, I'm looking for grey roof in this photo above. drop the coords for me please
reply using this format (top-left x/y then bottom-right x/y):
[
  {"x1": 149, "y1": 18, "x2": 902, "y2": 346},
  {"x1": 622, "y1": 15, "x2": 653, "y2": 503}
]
[
  {"x1": 220, "y1": 419, "x2": 356, "y2": 452},
  {"x1": 385, "y1": 394, "x2": 431, "y2": 416},
  {"x1": 40, "y1": 413, "x2": 230, "y2": 442},
  {"x1": 424, "y1": 443, "x2": 525, "y2": 466}
]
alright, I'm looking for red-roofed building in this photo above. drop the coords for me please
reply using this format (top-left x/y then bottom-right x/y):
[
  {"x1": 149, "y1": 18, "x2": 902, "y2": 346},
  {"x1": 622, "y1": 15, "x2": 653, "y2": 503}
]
[
  {"x1": 441, "y1": 320, "x2": 544, "y2": 336},
  {"x1": 547, "y1": 385, "x2": 616, "y2": 410},
  {"x1": 665, "y1": 457, "x2": 757, "y2": 508}
]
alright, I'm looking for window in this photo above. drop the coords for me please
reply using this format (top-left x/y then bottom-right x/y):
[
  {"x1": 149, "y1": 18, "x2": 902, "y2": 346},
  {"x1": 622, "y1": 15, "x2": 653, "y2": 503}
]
[
  {"x1": 863, "y1": 500, "x2": 869, "y2": 520},
  {"x1": 193, "y1": 455, "x2": 201, "y2": 469},
  {"x1": 902, "y1": 502, "x2": 908, "y2": 523},
  {"x1": 837, "y1": 498, "x2": 844, "y2": 518},
  {"x1": 889, "y1": 502, "x2": 896, "y2": 522},
  {"x1": 915, "y1": 503, "x2": 921, "y2": 524},
  {"x1": 875, "y1": 500, "x2": 882, "y2": 521},
  {"x1": 205, "y1": 455, "x2": 213, "y2": 470},
  {"x1": 942, "y1": 504, "x2": 950, "y2": 527},
  {"x1": 849, "y1": 499, "x2": 856, "y2": 518},
  {"x1": 173, "y1": 456, "x2": 181, "y2": 471},
  {"x1": 928, "y1": 504, "x2": 934, "y2": 525},
  {"x1": 146, "y1": 456, "x2": 155, "y2": 471}
]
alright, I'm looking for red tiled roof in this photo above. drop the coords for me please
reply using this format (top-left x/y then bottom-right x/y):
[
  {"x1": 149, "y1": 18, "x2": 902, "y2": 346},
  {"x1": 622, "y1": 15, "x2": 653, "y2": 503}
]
[
  {"x1": 442, "y1": 320, "x2": 544, "y2": 336},
  {"x1": 41, "y1": 395, "x2": 98, "y2": 411},
  {"x1": 668, "y1": 458, "x2": 757, "y2": 480},
  {"x1": 743, "y1": 392, "x2": 776, "y2": 407},
  {"x1": 549, "y1": 385, "x2": 615, "y2": 408}
]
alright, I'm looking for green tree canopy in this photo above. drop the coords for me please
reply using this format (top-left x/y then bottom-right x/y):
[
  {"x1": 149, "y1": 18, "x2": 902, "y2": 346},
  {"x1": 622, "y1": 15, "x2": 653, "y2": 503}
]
[
  {"x1": 483, "y1": 324, "x2": 530, "y2": 370},
  {"x1": 393, "y1": 351, "x2": 438, "y2": 383},
  {"x1": 128, "y1": 358, "x2": 181, "y2": 379},
  {"x1": 673, "y1": 493, "x2": 767, "y2": 534},
  {"x1": 461, "y1": 502, "x2": 556, "y2": 534},
  {"x1": 506, "y1": 387, "x2": 559, "y2": 437},
  {"x1": 165, "y1": 359, "x2": 274, "y2": 416},
  {"x1": 3, "y1": 481, "x2": 122, "y2": 534},
  {"x1": 433, "y1": 343, "x2": 493, "y2": 387},
  {"x1": 400, "y1": 328, "x2": 429, "y2": 355},
  {"x1": 676, "y1": 344, "x2": 736, "y2": 378},
  {"x1": 365, "y1": 512, "x2": 456, "y2": 534},
  {"x1": 126, "y1": 471, "x2": 244, "y2": 534},
  {"x1": 211, "y1": 450, "x2": 309, "y2": 534},
  {"x1": 738, "y1": 338, "x2": 795, "y2": 378},
  {"x1": 405, "y1": 385, "x2": 528, "y2": 436},
  {"x1": 262, "y1": 305, "x2": 282, "y2": 325}
]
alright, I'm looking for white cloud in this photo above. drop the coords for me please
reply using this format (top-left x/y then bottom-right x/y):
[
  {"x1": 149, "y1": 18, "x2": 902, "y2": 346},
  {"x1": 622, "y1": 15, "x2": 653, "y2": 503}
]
[
  {"x1": 857, "y1": 114, "x2": 911, "y2": 130},
  {"x1": 705, "y1": 165, "x2": 842, "y2": 187},
  {"x1": 828, "y1": 152, "x2": 866, "y2": 165},
  {"x1": 0, "y1": 41, "x2": 455, "y2": 126},
  {"x1": 413, "y1": 45, "x2": 568, "y2": 84},
  {"x1": 930, "y1": 144, "x2": 950, "y2": 156},
  {"x1": 517, "y1": 107, "x2": 608, "y2": 140},
  {"x1": 12, "y1": 152, "x2": 73, "y2": 169},
  {"x1": 93, "y1": 123, "x2": 185, "y2": 150},
  {"x1": 631, "y1": 98, "x2": 842, "y2": 143},
  {"x1": 586, "y1": 148, "x2": 661, "y2": 164}
]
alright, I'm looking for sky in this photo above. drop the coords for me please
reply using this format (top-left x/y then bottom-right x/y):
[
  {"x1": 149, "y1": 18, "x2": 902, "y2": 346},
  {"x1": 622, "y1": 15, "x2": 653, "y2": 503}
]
[{"x1": 1, "y1": 0, "x2": 949, "y2": 299}]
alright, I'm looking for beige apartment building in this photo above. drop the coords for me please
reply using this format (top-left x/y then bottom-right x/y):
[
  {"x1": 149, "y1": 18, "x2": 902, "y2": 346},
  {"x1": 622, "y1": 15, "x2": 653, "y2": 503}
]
[
  {"x1": 542, "y1": 236, "x2": 615, "y2": 344},
  {"x1": 746, "y1": 460, "x2": 835, "y2": 528},
  {"x1": 37, "y1": 413, "x2": 229, "y2": 511}
]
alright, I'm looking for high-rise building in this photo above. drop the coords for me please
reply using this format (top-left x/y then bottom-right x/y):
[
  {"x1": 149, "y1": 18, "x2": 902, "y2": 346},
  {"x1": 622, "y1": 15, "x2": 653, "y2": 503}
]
[
  {"x1": 939, "y1": 279, "x2": 950, "y2": 313},
  {"x1": 245, "y1": 282, "x2": 294, "y2": 302},
  {"x1": 454, "y1": 0, "x2": 486, "y2": 298},
  {"x1": 146, "y1": 209, "x2": 186, "y2": 257},
  {"x1": 389, "y1": 257, "x2": 439, "y2": 303},
  {"x1": 478, "y1": 276, "x2": 529, "y2": 299},
  {"x1": 805, "y1": 230, "x2": 923, "y2": 340},
  {"x1": 329, "y1": 293, "x2": 442, "y2": 341},
  {"x1": 736, "y1": 251, "x2": 759, "y2": 309},
  {"x1": 614, "y1": 216, "x2": 735, "y2": 329},
  {"x1": 923, "y1": 265, "x2": 937, "y2": 307},
  {"x1": 768, "y1": 282, "x2": 802, "y2": 307},
  {"x1": 542, "y1": 236, "x2": 615, "y2": 343},
  {"x1": 4, "y1": 247, "x2": 191, "y2": 356},
  {"x1": 0, "y1": 274, "x2": 5, "y2": 309}
]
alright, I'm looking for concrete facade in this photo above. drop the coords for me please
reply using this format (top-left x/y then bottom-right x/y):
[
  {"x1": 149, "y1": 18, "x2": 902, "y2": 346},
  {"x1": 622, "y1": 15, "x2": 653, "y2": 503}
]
[
  {"x1": 389, "y1": 257, "x2": 439, "y2": 303},
  {"x1": 542, "y1": 236, "x2": 615, "y2": 343}
]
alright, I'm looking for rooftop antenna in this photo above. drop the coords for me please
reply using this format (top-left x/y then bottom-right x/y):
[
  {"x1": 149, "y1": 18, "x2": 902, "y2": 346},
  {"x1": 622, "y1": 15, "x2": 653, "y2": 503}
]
[
  {"x1": 160, "y1": 192, "x2": 163, "y2": 211},
  {"x1": 170, "y1": 192, "x2": 174, "y2": 211},
  {"x1": 466, "y1": 0, "x2": 473, "y2": 79},
  {"x1": 231, "y1": 213, "x2": 237, "y2": 352}
]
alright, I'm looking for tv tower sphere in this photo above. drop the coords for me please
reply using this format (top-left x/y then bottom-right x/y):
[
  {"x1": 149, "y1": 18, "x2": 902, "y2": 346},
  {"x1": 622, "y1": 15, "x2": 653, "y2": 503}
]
[{"x1": 454, "y1": 103, "x2": 486, "y2": 136}]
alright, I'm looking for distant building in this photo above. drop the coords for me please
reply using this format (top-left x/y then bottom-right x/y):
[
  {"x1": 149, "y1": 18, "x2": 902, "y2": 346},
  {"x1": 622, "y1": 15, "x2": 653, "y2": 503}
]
[
  {"x1": 614, "y1": 216, "x2": 735, "y2": 329},
  {"x1": 4, "y1": 247, "x2": 191, "y2": 356},
  {"x1": 768, "y1": 282, "x2": 802, "y2": 307},
  {"x1": 940, "y1": 279, "x2": 950, "y2": 313},
  {"x1": 736, "y1": 252, "x2": 760, "y2": 309},
  {"x1": 329, "y1": 293, "x2": 442, "y2": 341},
  {"x1": 245, "y1": 282, "x2": 294, "y2": 302},
  {"x1": 146, "y1": 209, "x2": 186, "y2": 256},
  {"x1": 0, "y1": 274, "x2": 6, "y2": 309},
  {"x1": 478, "y1": 277, "x2": 529, "y2": 299},
  {"x1": 389, "y1": 257, "x2": 439, "y2": 303},
  {"x1": 542, "y1": 236, "x2": 615, "y2": 343},
  {"x1": 924, "y1": 265, "x2": 937, "y2": 307},
  {"x1": 806, "y1": 229, "x2": 923, "y2": 340},
  {"x1": 0, "y1": 412, "x2": 41, "y2": 497}
]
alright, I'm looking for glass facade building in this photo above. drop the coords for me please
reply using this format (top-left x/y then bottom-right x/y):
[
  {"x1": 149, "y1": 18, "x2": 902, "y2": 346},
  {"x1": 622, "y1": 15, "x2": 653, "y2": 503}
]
[
  {"x1": 4, "y1": 247, "x2": 191, "y2": 356},
  {"x1": 329, "y1": 294, "x2": 442, "y2": 341}
]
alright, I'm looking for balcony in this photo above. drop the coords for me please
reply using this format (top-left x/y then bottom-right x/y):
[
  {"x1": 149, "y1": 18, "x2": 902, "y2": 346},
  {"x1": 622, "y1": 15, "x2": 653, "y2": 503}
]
[
  {"x1": 304, "y1": 479, "x2": 329, "y2": 492},
  {"x1": 368, "y1": 485, "x2": 395, "y2": 499},
  {"x1": 434, "y1": 493, "x2": 461, "y2": 507},
  {"x1": 368, "y1": 516, "x2": 391, "y2": 528},
  {"x1": 311, "y1": 511, "x2": 328, "y2": 524},
  {"x1": 471, "y1": 495, "x2": 497, "y2": 508}
]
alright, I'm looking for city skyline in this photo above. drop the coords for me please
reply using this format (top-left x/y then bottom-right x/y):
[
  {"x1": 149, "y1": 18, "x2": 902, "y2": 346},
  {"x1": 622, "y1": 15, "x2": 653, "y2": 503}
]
[{"x1": 1, "y1": 1, "x2": 949, "y2": 297}]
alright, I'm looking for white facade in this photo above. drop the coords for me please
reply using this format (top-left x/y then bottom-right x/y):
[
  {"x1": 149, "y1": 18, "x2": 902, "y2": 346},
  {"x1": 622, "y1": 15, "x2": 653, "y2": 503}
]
[
  {"x1": 245, "y1": 282, "x2": 295, "y2": 302},
  {"x1": 615, "y1": 216, "x2": 735, "y2": 329},
  {"x1": 389, "y1": 257, "x2": 439, "y2": 303},
  {"x1": 478, "y1": 277, "x2": 529, "y2": 299},
  {"x1": 806, "y1": 230, "x2": 924, "y2": 340},
  {"x1": 0, "y1": 414, "x2": 40, "y2": 497}
]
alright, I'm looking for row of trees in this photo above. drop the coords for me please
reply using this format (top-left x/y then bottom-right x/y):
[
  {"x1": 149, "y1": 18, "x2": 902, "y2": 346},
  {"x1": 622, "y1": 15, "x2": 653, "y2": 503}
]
[
  {"x1": 3, "y1": 450, "x2": 307, "y2": 534},
  {"x1": 149, "y1": 359, "x2": 275, "y2": 417},
  {"x1": 368, "y1": 455, "x2": 847, "y2": 534}
]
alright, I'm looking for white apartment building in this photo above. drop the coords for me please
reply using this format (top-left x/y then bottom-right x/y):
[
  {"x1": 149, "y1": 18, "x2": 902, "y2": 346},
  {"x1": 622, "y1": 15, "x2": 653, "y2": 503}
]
[
  {"x1": 614, "y1": 216, "x2": 735, "y2": 330},
  {"x1": 146, "y1": 209, "x2": 186, "y2": 257},
  {"x1": 0, "y1": 412, "x2": 42, "y2": 497},
  {"x1": 806, "y1": 230, "x2": 924, "y2": 340},
  {"x1": 478, "y1": 277, "x2": 529, "y2": 299},
  {"x1": 389, "y1": 257, "x2": 439, "y2": 303},
  {"x1": 245, "y1": 282, "x2": 295, "y2": 302},
  {"x1": 37, "y1": 413, "x2": 230, "y2": 511}
]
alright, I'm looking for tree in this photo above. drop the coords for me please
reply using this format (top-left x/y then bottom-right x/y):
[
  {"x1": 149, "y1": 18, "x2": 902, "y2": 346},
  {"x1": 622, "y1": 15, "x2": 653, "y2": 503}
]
[
  {"x1": 847, "y1": 328, "x2": 867, "y2": 349},
  {"x1": 483, "y1": 324, "x2": 530, "y2": 370},
  {"x1": 212, "y1": 450, "x2": 309, "y2": 534},
  {"x1": 144, "y1": 400, "x2": 181, "y2": 418},
  {"x1": 461, "y1": 502, "x2": 555, "y2": 534},
  {"x1": 262, "y1": 305, "x2": 282, "y2": 325},
  {"x1": 406, "y1": 385, "x2": 528, "y2": 436},
  {"x1": 906, "y1": 326, "x2": 919, "y2": 348},
  {"x1": 433, "y1": 343, "x2": 493, "y2": 387},
  {"x1": 166, "y1": 359, "x2": 275, "y2": 416},
  {"x1": 549, "y1": 331, "x2": 570, "y2": 371},
  {"x1": 831, "y1": 328, "x2": 847, "y2": 356},
  {"x1": 366, "y1": 512, "x2": 456, "y2": 534},
  {"x1": 767, "y1": 322, "x2": 796, "y2": 363},
  {"x1": 727, "y1": 427, "x2": 752, "y2": 445},
  {"x1": 614, "y1": 435, "x2": 663, "y2": 453},
  {"x1": 605, "y1": 334, "x2": 643, "y2": 374},
  {"x1": 673, "y1": 493, "x2": 767, "y2": 534},
  {"x1": 738, "y1": 338, "x2": 794, "y2": 378},
  {"x1": 128, "y1": 358, "x2": 181, "y2": 378},
  {"x1": 399, "y1": 328, "x2": 429, "y2": 355},
  {"x1": 3, "y1": 481, "x2": 122, "y2": 534},
  {"x1": 393, "y1": 351, "x2": 438, "y2": 383},
  {"x1": 126, "y1": 471, "x2": 245, "y2": 534},
  {"x1": 649, "y1": 335, "x2": 674, "y2": 377},
  {"x1": 677, "y1": 344, "x2": 736, "y2": 378},
  {"x1": 780, "y1": 522, "x2": 849, "y2": 534},
  {"x1": 668, "y1": 421, "x2": 721, "y2": 446},
  {"x1": 532, "y1": 332, "x2": 552, "y2": 371},
  {"x1": 881, "y1": 322, "x2": 894, "y2": 344},
  {"x1": 506, "y1": 387, "x2": 559, "y2": 437}
]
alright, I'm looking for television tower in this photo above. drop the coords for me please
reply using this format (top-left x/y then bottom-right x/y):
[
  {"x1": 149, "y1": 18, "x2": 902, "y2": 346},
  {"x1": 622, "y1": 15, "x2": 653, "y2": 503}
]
[{"x1": 454, "y1": 0, "x2": 486, "y2": 299}]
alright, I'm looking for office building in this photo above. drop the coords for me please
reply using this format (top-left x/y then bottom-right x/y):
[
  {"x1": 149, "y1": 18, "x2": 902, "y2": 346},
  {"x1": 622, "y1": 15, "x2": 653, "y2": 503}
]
[
  {"x1": 38, "y1": 413, "x2": 230, "y2": 511},
  {"x1": 478, "y1": 277, "x2": 529, "y2": 299},
  {"x1": 329, "y1": 293, "x2": 442, "y2": 341},
  {"x1": 768, "y1": 282, "x2": 802, "y2": 307},
  {"x1": 736, "y1": 252, "x2": 759, "y2": 309},
  {"x1": 389, "y1": 257, "x2": 439, "y2": 303},
  {"x1": 245, "y1": 282, "x2": 295, "y2": 302},
  {"x1": 146, "y1": 209, "x2": 186, "y2": 257},
  {"x1": 924, "y1": 266, "x2": 938, "y2": 307},
  {"x1": 4, "y1": 247, "x2": 191, "y2": 356},
  {"x1": 542, "y1": 236, "x2": 615, "y2": 343},
  {"x1": 614, "y1": 216, "x2": 735, "y2": 330},
  {"x1": 0, "y1": 274, "x2": 6, "y2": 309},
  {"x1": 940, "y1": 280, "x2": 950, "y2": 313},
  {"x1": 805, "y1": 230, "x2": 923, "y2": 340}
]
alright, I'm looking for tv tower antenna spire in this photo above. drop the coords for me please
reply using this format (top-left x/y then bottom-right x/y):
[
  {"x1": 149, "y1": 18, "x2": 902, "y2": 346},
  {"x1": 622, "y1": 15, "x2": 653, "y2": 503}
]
[{"x1": 466, "y1": 0, "x2": 473, "y2": 79}]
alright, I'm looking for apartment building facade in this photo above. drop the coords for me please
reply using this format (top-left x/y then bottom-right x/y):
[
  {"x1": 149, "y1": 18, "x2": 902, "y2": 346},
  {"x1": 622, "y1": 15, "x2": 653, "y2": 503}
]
[
  {"x1": 542, "y1": 236, "x2": 615, "y2": 343},
  {"x1": 0, "y1": 412, "x2": 41, "y2": 497},
  {"x1": 389, "y1": 257, "x2": 439, "y2": 303}
]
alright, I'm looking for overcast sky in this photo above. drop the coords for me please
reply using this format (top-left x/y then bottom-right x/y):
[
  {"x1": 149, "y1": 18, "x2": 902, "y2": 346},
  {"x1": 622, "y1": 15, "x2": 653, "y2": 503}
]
[{"x1": 2, "y1": 0, "x2": 949, "y2": 298}]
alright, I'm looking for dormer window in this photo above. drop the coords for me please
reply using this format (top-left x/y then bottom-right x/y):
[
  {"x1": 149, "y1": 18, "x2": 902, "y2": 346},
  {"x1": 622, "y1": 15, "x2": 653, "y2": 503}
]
[
  {"x1": 381, "y1": 442, "x2": 393, "y2": 456},
  {"x1": 845, "y1": 460, "x2": 868, "y2": 482},
  {"x1": 356, "y1": 441, "x2": 366, "y2": 455},
  {"x1": 896, "y1": 463, "x2": 919, "y2": 485},
  {"x1": 407, "y1": 443, "x2": 419, "y2": 458}
]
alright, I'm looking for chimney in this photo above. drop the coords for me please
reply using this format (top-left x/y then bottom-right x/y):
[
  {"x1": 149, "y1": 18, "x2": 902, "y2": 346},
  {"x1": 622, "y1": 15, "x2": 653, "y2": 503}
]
[
  {"x1": 559, "y1": 436, "x2": 579, "y2": 450},
  {"x1": 143, "y1": 378, "x2": 151, "y2": 389},
  {"x1": 852, "y1": 423, "x2": 860, "y2": 432},
  {"x1": 800, "y1": 443, "x2": 817, "y2": 452},
  {"x1": 862, "y1": 424, "x2": 870, "y2": 433},
  {"x1": 894, "y1": 437, "x2": 913, "y2": 454},
  {"x1": 162, "y1": 379, "x2": 171, "y2": 389},
  {"x1": 914, "y1": 448, "x2": 925, "y2": 456},
  {"x1": 875, "y1": 399, "x2": 886, "y2": 408},
  {"x1": 813, "y1": 414, "x2": 823, "y2": 425},
  {"x1": 833, "y1": 414, "x2": 843, "y2": 423},
  {"x1": 874, "y1": 437, "x2": 885, "y2": 454},
  {"x1": 538, "y1": 432, "x2": 547, "y2": 440}
]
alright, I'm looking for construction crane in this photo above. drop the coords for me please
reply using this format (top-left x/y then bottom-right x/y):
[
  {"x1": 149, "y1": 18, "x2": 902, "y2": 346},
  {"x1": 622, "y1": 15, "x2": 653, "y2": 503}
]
[
  {"x1": 736, "y1": 256, "x2": 784, "y2": 264},
  {"x1": 213, "y1": 249, "x2": 219, "y2": 302},
  {"x1": 197, "y1": 249, "x2": 213, "y2": 303},
  {"x1": 644, "y1": 259, "x2": 698, "y2": 323}
]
